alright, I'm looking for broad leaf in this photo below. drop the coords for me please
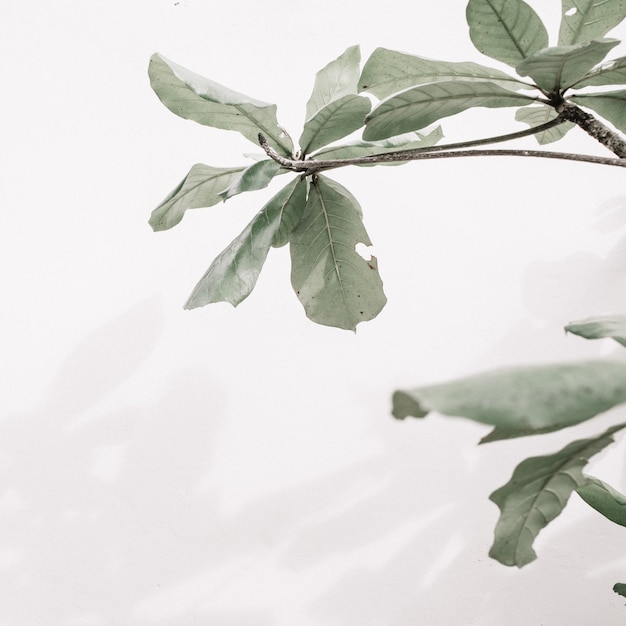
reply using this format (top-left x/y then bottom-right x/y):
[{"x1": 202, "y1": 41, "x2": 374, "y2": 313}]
[
  {"x1": 363, "y1": 81, "x2": 535, "y2": 141},
  {"x1": 571, "y1": 90, "x2": 626, "y2": 133},
  {"x1": 185, "y1": 178, "x2": 306, "y2": 309},
  {"x1": 466, "y1": 0, "x2": 549, "y2": 67},
  {"x1": 305, "y1": 45, "x2": 361, "y2": 120},
  {"x1": 150, "y1": 164, "x2": 245, "y2": 231},
  {"x1": 299, "y1": 95, "x2": 371, "y2": 154},
  {"x1": 576, "y1": 475, "x2": 626, "y2": 526},
  {"x1": 149, "y1": 53, "x2": 293, "y2": 156},
  {"x1": 311, "y1": 126, "x2": 444, "y2": 163},
  {"x1": 559, "y1": 0, "x2": 626, "y2": 46},
  {"x1": 572, "y1": 55, "x2": 626, "y2": 87},
  {"x1": 359, "y1": 48, "x2": 531, "y2": 99},
  {"x1": 615, "y1": 583, "x2": 626, "y2": 598},
  {"x1": 515, "y1": 105, "x2": 575, "y2": 144},
  {"x1": 271, "y1": 178, "x2": 309, "y2": 248},
  {"x1": 290, "y1": 176, "x2": 386, "y2": 331},
  {"x1": 516, "y1": 38, "x2": 620, "y2": 92},
  {"x1": 566, "y1": 314, "x2": 626, "y2": 347},
  {"x1": 489, "y1": 423, "x2": 626, "y2": 567},
  {"x1": 392, "y1": 360, "x2": 626, "y2": 442},
  {"x1": 218, "y1": 160, "x2": 281, "y2": 201}
]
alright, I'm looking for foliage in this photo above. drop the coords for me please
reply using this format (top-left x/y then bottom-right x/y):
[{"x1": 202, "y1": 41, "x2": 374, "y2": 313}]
[{"x1": 148, "y1": 0, "x2": 626, "y2": 603}]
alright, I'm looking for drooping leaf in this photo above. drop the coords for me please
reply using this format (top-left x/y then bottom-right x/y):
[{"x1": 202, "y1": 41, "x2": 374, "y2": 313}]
[
  {"x1": 290, "y1": 175, "x2": 386, "y2": 331},
  {"x1": 489, "y1": 423, "x2": 626, "y2": 568},
  {"x1": 218, "y1": 159, "x2": 282, "y2": 201},
  {"x1": 358, "y1": 47, "x2": 531, "y2": 99},
  {"x1": 150, "y1": 164, "x2": 245, "y2": 231},
  {"x1": 571, "y1": 90, "x2": 626, "y2": 133},
  {"x1": 559, "y1": 0, "x2": 626, "y2": 46},
  {"x1": 185, "y1": 178, "x2": 306, "y2": 309},
  {"x1": 305, "y1": 45, "x2": 361, "y2": 121},
  {"x1": 615, "y1": 583, "x2": 626, "y2": 598},
  {"x1": 515, "y1": 105, "x2": 575, "y2": 144},
  {"x1": 363, "y1": 80, "x2": 535, "y2": 141},
  {"x1": 299, "y1": 95, "x2": 371, "y2": 154},
  {"x1": 271, "y1": 178, "x2": 309, "y2": 248},
  {"x1": 466, "y1": 0, "x2": 549, "y2": 67},
  {"x1": 311, "y1": 126, "x2": 444, "y2": 164},
  {"x1": 566, "y1": 315, "x2": 626, "y2": 347},
  {"x1": 516, "y1": 38, "x2": 620, "y2": 92},
  {"x1": 148, "y1": 53, "x2": 293, "y2": 156},
  {"x1": 572, "y1": 55, "x2": 626, "y2": 87},
  {"x1": 576, "y1": 475, "x2": 626, "y2": 526},
  {"x1": 392, "y1": 360, "x2": 626, "y2": 442}
]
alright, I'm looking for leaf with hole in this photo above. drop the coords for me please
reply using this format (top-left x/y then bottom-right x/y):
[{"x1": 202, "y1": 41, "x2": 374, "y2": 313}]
[
  {"x1": 515, "y1": 105, "x2": 575, "y2": 144},
  {"x1": 559, "y1": 0, "x2": 626, "y2": 45},
  {"x1": 218, "y1": 159, "x2": 282, "y2": 201},
  {"x1": 572, "y1": 56, "x2": 626, "y2": 87},
  {"x1": 571, "y1": 90, "x2": 626, "y2": 133},
  {"x1": 576, "y1": 475, "x2": 626, "y2": 526},
  {"x1": 489, "y1": 423, "x2": 626, "y2": 568},
  {"x1": 290, "y1": 175, "x2": 386, "y2": 331},
  {"x1": 566, "y1": 314, "x2": 626, "y2": 347}
]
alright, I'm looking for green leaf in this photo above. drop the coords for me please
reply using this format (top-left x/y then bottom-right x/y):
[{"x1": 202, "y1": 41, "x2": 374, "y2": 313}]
[
  {"x1": 305, "y1": 45, "x2": 361, "y2": 120},
  {"x1": 185, "y1": 178, "x2": 305, "y2": 309},
  {"x1": 489, "y1": 423, "x2": 626, "y2": 568},
  {"x1": 290, "y1": 175, "x2": 386, "y2": 331},
  {"x1": 566, "y1": 315, "x2": 626, "y2": 347},
  {"x1": 516, "y1": 38, "x2": 620, "y2": 92},
  {"x1": 576, "y1": 475, "x2": 626, "y2": 526},
  {"x1": 359, "y1": 47, "x2": 531, "y2": 99},
  {"x1": 271, "y1": 178, "x2": 309, "y2": 248},
  {"x1": 299, "y1": 95, "x2": 371, "y2": 154},
  {"x1": 218, "y1": 159, "x2": 281, "y2": 201},
  {"x1": 571, "y1": 55, "x2": 626, "y2": 87},
  {"x1": 515, "y1": 105, "x2": 575, "y2": 144},
  {"x1": 148, "y1": 53, "x2": 293, "y2": 156},
  {"x1": 149, "y1": 164, "x2": 245, "y2": 231},
  {"x1": 559, "y1": 0, "x2": 626, "y2": 46},
  {"x1": 614, "y1": 583, "x2": 626, "y2": 598},
  {"x1": 571, "y1": 90, "x2": 626, "y2": 133},
  {"x1": 363, "y1": 81, "x2": 535, "y2": 141},
  {"x1": 311, "y1": 126, "x2": 444, "y2": 164},
  {"x1": 466, "y1": 0, "x2": 549, "y2": 67},
  {"x1": 392, "y1": 360, "x2": 626, "y2": 442}
]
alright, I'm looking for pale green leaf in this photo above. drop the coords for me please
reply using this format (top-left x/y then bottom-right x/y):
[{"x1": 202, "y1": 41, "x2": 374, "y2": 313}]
[
  {"x1": 614, "y1": 583, "x2": 626, "y2": 598},
  {"x1": 218, "y1": 160, "x2": 281, "y2": 201},
  {"x1": 565, "y1": 314, "x2": 626, "y2": 347},
  {"x1": 311, "y1": 126, "x2": 444, "y2": 164},
  {"x1": 150, "y1": 164, "x2": 245, "y2": 231},
  {"x1": 489, "y1": 423, "x2": 626, "y2": 567},
  {"x1": 305, "y1": 45, "x2": 361, "y2": 120},
  {"x1": 466, "y1": 0, "x2": 549, "y2": 67},
  {"x1": 185, "y1": 179, "x2": 305, "y2": 309},
  {"x1": 559, "y1": 0, "x2": 626, "y2": 45},
  {"x1": 359, "y1": 47, "x2": 531, "y2": 99},
  {"x1": 516, "y1": 38, "x2": 620, "y2": 92},
  {"x1": 363, "y1": 81, "x2": 534, "y2": 141},
  {"x1": 571, "y1": 90, "x2": 626, "y2": 132},
  {"x1": 572, "y1": 55, "x2": 626, "y2": 87},
  {"x1": 576, "y1": 475, "x2": 626, "y2": 526},
  {"x1": 148, "y1": 53, "x2": 293, "y2": 156},
  {"x1": 392, "y1": 360, "x2": 626, "y2": 442},
  {"x1": 299, "y1": 95, "x2": 371, "y2": 154},
  {"x1": 271, "y1": 178, "x2": 309, "y2": 248},
  {"x1": 290, "y1": 176, "x2": 386, "y2": 331},
  {"x1": 515, "y1": 105, "x2": 575, "y2": 144}
]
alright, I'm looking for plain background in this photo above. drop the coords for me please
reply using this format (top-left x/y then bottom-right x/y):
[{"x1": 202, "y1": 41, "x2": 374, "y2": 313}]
[{"x1": 3, "y1": 1, "x2": 626, "y2": 624}]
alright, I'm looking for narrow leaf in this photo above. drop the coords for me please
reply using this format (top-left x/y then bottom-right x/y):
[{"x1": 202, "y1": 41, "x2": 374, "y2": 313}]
[
  {"x1": 566, "y1": 315, "x2": 626, "y2": 347},
  {"x1": 392, "y1": 360, "x2": 626, "y2": 442},
  {"x1": 516, "y1": 38, "x2": 620, "y2": 92},
  {"x1": 559, "y1": 0, "x2": 626, "y2": 46},
  {"x1": 466, "y1": 0, "x2": 549, "y2": 67},
  {"x1": 363, "y1": 80, "x2": 535, "y2": 141},
  {"x1": 572, "y1": 55, "x2": 626, "y2": 87},
  {"x1": 290, "y1": 176, "x2": 386, "y2": 331},
  {"x1": 185, "y1": 178, "x2": 305, "y2": 309},
  {"x1": 271, "y1": 178, "x2": 309, "y2": 248},
  {"x1": 576, "y1": 475, "x2": 626, "y2": 526},
  {"x1": 489, "y1": 423, "x2": 626, "y2": 567},
  {"x1": 515, "y1": 105, "x2": 575, "y2": 144},
  {"x1": 305, "y1": 46, "x2": 361, "y2": 120},
  {"x1": 571, "y1": 90, "x2": 626, "y2": 133},
  {"x1": 615, "y1": 583, "x2": 626, "y2": 598},
  {"x1": 299, "y1": 95, "x2": 371, "y2": 154},
  {"x1": 218, "y1": 160, "x2": 281, "y2": 201},
  {"x1": 359, "y1": 47, "x2": 531, "y2": 99},
  {"x1": 148, "y1": 53, "x2": 293, "y2": 156},
  {"x1": 150, "y1": 164, "x2": 245, "y2": 231}
]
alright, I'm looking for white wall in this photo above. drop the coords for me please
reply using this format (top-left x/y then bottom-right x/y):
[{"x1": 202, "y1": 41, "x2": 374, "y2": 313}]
[{"x1": 3, "y1": 1, "x2": 626, "y2": 624}]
